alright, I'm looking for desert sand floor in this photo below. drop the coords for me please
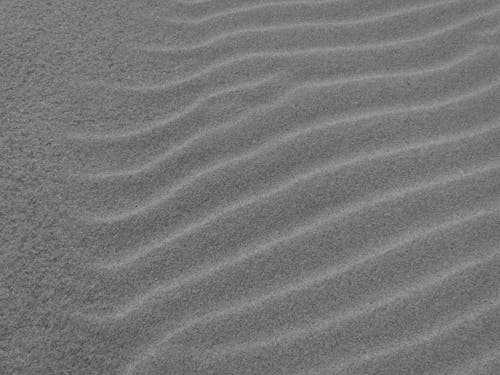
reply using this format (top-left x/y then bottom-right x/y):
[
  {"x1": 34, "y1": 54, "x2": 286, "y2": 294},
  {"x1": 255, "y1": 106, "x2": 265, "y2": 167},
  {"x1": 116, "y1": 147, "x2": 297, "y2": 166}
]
[{"x1": 2, "y1": 0, "x2": 500, "y2": 374}]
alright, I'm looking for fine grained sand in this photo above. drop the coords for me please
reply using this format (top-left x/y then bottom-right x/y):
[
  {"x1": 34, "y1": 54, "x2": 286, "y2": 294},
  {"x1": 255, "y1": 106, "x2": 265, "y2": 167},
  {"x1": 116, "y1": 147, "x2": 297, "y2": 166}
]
[{"x1": 3, "y1": 0, "x2": 500, "y2": 374}]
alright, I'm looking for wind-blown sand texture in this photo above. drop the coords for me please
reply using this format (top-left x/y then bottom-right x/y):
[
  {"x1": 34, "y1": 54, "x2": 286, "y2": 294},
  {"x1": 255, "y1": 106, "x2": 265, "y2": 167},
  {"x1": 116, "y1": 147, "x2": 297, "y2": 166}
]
[{"x1": 3, "y1": 0, "x2": 500, "y2": 374}]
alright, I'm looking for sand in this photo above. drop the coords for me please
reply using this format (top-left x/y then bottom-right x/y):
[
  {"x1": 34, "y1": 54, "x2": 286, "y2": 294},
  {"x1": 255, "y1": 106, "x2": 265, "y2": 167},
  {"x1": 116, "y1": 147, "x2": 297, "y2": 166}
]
[{"x1": 2, "y1": 0, "x2": 500, "y2": 374}]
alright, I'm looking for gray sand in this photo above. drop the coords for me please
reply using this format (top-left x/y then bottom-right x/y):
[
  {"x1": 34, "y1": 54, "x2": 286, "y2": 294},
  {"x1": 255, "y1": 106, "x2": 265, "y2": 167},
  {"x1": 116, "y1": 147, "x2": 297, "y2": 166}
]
[{"x1": 2, "y1": 1, "x2": 500, "y2": 374}]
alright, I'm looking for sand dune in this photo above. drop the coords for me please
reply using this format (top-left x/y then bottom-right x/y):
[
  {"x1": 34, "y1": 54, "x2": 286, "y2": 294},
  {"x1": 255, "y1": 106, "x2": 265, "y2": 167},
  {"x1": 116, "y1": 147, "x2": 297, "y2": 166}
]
[{"x1": 61, "y1": 0, "x2": 500, "y2": 374}]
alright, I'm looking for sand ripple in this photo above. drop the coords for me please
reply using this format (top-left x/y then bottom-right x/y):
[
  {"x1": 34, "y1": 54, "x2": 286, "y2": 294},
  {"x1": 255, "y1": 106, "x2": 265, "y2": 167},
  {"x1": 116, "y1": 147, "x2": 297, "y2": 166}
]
[{"x1": 66, "y1": 1, "x2": 500, "y2": 374}]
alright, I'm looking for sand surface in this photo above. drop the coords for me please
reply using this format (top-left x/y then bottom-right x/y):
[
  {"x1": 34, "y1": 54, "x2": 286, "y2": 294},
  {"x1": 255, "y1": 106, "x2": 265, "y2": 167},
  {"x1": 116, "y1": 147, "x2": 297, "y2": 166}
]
[{"x1": 2, "y1": 0, "x2": 500, "y2": 374}]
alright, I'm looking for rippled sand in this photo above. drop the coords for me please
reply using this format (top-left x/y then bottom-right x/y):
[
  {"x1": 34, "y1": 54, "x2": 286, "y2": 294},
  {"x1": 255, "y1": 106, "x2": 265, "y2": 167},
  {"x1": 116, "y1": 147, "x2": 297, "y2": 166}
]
[{"x1": 3, "y1": 0, "x2": 500, "y2": 374}]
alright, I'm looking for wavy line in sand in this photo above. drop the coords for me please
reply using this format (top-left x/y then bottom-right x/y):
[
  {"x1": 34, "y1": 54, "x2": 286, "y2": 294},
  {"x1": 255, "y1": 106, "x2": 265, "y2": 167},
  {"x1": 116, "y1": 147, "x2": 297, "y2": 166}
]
[
  {"x1": 67, "y1": 46, "x2": 485, "y2": 144},
  {"x1": 303, "y1": 297, "x2": 500, "y2": 375},
  {"x1": 85, "y1": 160, "x2": 500, "y2": 322},
  {"x1": 80, "y1": 85, "x2": 500, "y2": 226},
  {"x1": 135, "y1": 5, "x2": 500, "y2": 68},
  {"x1": 71, "y1": 2, "x2": 499, "y2": 373},
  {"x1": 84, "y1": 131, "x2": 500, "y2": 281},
  {"x1": 87, "y1": 204, "x2": 499, "y2": 322},
  {"x1": 103, "y1": 6, "x2": 500, "y2": 91},
  {"x1": 168, "y1": 0, "x2": 468, "y2": 21},
  {"x1": 157, "y1": 0, "x2": 468, "y2": 26},
  {"x1": 201, "y1": 252, "x2": 500, "y2": 355},
  {"x1": 123, "y1": 256, "x2": 500, "y2": 374},
  {"x1": 71, "y1": 62, "x2": 500, "y2": 183},
  {"x1": 146, "y1": 0, "x2": 486, "y2": 50},
  {"x1": 65, "y1": 71, "x2": 287, "y2": 141}
]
